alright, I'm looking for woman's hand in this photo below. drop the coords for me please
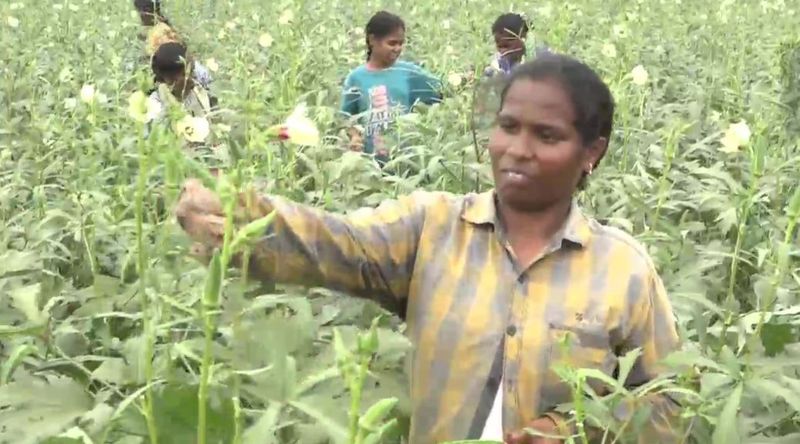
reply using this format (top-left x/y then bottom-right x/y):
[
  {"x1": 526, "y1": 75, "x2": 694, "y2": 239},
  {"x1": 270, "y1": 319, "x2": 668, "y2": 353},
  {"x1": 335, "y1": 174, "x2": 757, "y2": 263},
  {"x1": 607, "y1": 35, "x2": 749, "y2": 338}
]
[{"x1": 504, "y1": 416, "x2": 563, "y2": 444}]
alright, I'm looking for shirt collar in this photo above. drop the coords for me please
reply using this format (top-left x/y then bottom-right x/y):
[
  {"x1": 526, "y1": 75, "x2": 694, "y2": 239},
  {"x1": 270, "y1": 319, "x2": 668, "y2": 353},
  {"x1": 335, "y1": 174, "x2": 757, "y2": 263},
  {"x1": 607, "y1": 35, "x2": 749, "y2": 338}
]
[{"x1": 460, "y1": 190, "x2": 592, "y2": 248}]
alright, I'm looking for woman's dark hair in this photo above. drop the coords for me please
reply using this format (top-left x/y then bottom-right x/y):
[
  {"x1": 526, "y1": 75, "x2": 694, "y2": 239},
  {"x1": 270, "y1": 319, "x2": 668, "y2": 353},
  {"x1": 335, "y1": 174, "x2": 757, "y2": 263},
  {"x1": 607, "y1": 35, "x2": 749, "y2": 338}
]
[
  {"x1": 134, "y1": 0, "x2": 161, "y2": 13},
  {"x1": 492, "y1": 13, "x2": 529, "y2": 37},
  {"x1": 134, "y1": 0, "x2": 169, "y2": 25},
  {"x1": 151, "y1": 41, "x2": 188, "y2": 82},
  {"x1": 365, "y1": 11, "x2": 405, "y2": 61},
  {"x1": 500, "y1": 54, "x2": 615, "y2": 170}
]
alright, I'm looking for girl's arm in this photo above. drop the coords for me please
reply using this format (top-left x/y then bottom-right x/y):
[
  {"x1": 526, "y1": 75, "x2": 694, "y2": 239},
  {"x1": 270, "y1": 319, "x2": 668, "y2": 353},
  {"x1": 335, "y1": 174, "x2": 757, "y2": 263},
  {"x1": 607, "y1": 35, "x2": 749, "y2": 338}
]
[{"x1": 409, "y1": 64, "x2": 443, "y2": 106}]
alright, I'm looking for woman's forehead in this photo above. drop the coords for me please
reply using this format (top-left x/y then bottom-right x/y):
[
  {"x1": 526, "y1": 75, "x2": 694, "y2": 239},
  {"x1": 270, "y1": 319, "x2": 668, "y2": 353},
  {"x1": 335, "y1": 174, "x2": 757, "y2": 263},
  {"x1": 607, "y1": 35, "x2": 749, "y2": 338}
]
[{"x1": 501, "y1": 79, "x2": 575, "y2": 121}]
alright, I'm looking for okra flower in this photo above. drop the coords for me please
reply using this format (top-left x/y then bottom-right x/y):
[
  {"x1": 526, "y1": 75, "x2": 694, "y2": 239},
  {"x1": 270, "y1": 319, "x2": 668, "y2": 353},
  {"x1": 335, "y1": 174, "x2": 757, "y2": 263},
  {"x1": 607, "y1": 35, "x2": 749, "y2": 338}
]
[
  {"x1": 176, "y1": 115, "x2": 211, "y2": 143},
  {"x1": 268, "y1": 104, "x2": 320, "y2": 146}
]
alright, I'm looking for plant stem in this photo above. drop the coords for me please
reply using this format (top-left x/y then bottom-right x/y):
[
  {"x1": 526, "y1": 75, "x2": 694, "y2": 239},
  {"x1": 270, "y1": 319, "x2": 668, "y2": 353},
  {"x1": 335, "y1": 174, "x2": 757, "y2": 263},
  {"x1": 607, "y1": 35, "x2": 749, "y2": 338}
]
[
  {"x1": 721, "y1": 181, "x2": 757, "y2": 339},
  {"x1": 232, "y1": 246, "x2": 252, "y2": 444},
  {"x1": 135, "y1": 127, "x2": 159, "y2": 444},
  {"x1": 198, "y1": 182, "x2": 236, "y2": 444},
  {"x1": 350, "y1": 356, "x2": 370, "y2": 444}
]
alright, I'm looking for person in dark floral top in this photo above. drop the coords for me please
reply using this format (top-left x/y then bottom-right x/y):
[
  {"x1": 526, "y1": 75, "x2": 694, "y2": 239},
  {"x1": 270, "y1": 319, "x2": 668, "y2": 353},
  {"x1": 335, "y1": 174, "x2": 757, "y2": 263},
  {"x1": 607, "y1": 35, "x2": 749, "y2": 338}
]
[{"x1": 484, "y1": 13, "x2": 550, "y2": 78}]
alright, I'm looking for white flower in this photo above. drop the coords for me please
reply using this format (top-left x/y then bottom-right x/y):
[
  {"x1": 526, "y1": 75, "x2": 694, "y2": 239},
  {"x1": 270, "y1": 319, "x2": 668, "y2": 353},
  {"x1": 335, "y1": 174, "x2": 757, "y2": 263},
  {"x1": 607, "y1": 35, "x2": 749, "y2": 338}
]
[
  {"x1": 447, "y1": 73, "x2": 463, "y2": 87},
  {"x1": 69, "y1": 4, "x2": 79, "y2": 11},
  {"x1": 278, "y1": 10, "x2": 294, "y2": 25},
  {"x1": 80, "y1": 84, "x2": 96, "y2": 103},
  {"x1": 176, "y1": 115, "x2": 211, "y2": 142},
  {"x1": 127, "y1": 91, "x2": 162, "y2": 123},
  {"x1": 631, "y1": 65, "x2": 649, "y2": 86},
  {"x1": 217, "y1": 29, "x2": 226, "y2": 40},
  {"x1": 442, "y1": 19, "x2": 451, "y2": 30},
  {"x1": 206, "y1": 58, "x2": 219, "y2": 73},
  {"x1": 59, "y1": 67, "x2": 74, "y2": 83},
  {"x1": 258, "y1": 32, "x2": 273, "y2": 48},
  {"x1": 225, "y1": 21, "x2": 236, "y2": 30},
  {"x1": 10, "y1": 3, "x2": 22, "y2": 10},
  {"x1": 277, "y1": 104, "x2": 320, "y2": 146},
  {"x1": 64, "y1": 98, "x2": 78, "y2": 110},
  {"x1": 601, "y1": 43, "x2": 617, "y2": 59},
  {"x1": 720, "y1": 120, "x2": 751, "y2": 153},
  {"x1": 7, "y1": 16, "x2": 19, "y2": 28}
]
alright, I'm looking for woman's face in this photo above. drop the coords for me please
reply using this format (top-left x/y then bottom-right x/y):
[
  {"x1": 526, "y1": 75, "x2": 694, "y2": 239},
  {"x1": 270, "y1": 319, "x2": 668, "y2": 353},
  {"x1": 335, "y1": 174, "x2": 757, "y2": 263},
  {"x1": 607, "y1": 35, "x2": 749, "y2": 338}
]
[
  {"x1": 369, "y1": 28, "x2": 405, "y2": 66},
  {"x1": 162, "y1": 68, "x2": 192, "y2": 96},
  {"x1": 488, "y1": 78, "x2": 606, "y2": 212}
]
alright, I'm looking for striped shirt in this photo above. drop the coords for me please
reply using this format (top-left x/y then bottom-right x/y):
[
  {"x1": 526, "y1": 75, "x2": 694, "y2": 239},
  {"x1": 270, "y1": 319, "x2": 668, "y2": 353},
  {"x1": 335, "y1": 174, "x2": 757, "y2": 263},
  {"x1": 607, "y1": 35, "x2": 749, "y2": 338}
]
[{"x1": 244, "y1": 189, "x2": 681, "y2": 443}]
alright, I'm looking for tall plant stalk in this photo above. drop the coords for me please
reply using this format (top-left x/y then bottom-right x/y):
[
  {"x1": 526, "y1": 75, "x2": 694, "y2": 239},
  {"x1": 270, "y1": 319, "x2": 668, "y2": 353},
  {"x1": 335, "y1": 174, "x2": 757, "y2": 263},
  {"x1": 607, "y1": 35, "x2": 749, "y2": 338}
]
[{"x1": 135, "y1": 126, "x2": 159, "y2": 444}]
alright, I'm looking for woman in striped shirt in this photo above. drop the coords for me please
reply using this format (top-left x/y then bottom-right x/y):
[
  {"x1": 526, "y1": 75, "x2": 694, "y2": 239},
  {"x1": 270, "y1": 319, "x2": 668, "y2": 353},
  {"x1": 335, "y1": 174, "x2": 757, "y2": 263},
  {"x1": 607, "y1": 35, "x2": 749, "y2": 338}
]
[{"x1": 174, "y1": 54, "x2": 683, "y2": 444}]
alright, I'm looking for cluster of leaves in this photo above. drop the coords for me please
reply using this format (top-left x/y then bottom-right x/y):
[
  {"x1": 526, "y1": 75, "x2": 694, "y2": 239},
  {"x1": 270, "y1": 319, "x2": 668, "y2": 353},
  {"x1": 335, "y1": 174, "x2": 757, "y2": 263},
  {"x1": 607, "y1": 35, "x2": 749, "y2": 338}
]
[{"x1": 1, "y1": 0, "x2": 799, "y2": 443}]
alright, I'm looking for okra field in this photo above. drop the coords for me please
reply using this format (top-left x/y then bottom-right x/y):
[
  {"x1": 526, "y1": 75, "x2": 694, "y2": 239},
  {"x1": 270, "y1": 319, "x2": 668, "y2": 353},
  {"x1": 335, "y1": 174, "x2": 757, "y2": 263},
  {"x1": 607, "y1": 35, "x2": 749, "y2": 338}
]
[{"x1": 1, "y1": 0, "x2": 800, "y2": 443}]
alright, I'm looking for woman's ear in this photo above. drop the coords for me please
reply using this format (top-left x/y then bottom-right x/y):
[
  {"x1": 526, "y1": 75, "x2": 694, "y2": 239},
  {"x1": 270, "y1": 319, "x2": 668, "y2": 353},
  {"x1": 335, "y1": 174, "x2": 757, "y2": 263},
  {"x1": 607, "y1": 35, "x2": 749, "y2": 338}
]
[{"x1": 585, "y1": 137, "x2": 608, "y2": 173}]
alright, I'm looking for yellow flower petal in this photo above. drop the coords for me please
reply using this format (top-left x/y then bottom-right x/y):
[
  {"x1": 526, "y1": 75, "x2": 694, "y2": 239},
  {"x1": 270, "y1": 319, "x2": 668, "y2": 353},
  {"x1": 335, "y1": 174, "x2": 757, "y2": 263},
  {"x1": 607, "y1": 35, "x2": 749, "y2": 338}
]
[
  {"x1": 283, "y1": 104, "x2": 320, "y2": 146},
  {"x1": 176, "y1": 116, "x2": 210, "y2": 143}
]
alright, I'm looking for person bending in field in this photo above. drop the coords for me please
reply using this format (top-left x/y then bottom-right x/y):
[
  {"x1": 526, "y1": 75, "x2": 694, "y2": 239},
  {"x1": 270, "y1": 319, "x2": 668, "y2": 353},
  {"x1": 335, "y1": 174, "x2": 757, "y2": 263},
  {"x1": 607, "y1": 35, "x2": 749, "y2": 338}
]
[
  {"x1": 149, "y1": 42, "x2": 217, "y2": 120},
  {"x1": 340, "y1": 11, "x2": 443, "y2": 164},
  {"x1": 133, "y1": 0, "x2": 213, "y2": 88},
  {"x1": 134, "y1": 0, "x2": 175, "y2": 51},
  {"x1": 175, "y1": 54, "x2": 684, "y2": 444},
  {"x1": 484, "y1": 13, "x2": 551, "y2": 78}
]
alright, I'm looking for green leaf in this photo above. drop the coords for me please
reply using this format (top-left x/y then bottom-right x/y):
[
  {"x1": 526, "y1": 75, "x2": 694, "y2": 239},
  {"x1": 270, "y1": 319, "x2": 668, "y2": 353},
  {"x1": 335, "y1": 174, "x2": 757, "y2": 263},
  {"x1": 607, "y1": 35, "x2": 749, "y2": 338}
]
[
  {"x1": 615, "y1": 347, "x2": 642, "y2": 386},
  {"x1": 243, "y1": 402, "x2": 282, "y2": 444},
  {"x1": 747, "y1": 378, "x2": 800, "y2": 412},
  {"x1": 90, "y1": 358, "x2": 130, "y2": 386},
  {"x1": 0, "y1": 374, "x2": 93, "y2": 444},
  {"x1": 10, "y1": 283, "x2": 43, "y2": 324},
  {"x1": 0, "y1": 344, "x2": 38, "y2": 384},
  {"x1": 290, "y1": 399, "x2": 348, "y2": 444},
  {"x1": 760, "y1": 322, "x2": 794, "y2": 356},
  {"x1": 119, "y1": 384, "x2": 234, "y2": 444},
  {"x1": 711, "y1": 382, "x2": 742, "y2": 444}
]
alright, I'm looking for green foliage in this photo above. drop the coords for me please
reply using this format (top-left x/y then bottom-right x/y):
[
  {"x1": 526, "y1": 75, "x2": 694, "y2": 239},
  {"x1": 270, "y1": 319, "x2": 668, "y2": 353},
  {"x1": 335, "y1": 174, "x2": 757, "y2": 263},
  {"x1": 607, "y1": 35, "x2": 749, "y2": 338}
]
[{"x1": 1, "y1": 0, "x2": 799, "y2": 443}]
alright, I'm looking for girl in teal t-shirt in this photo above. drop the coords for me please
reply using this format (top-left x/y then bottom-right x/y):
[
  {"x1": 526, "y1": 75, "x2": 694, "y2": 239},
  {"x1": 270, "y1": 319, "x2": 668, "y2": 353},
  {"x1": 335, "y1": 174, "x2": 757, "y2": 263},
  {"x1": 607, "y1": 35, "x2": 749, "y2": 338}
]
[{"x1": 340, "y1": 11, "x2": 442, "y2": 162}]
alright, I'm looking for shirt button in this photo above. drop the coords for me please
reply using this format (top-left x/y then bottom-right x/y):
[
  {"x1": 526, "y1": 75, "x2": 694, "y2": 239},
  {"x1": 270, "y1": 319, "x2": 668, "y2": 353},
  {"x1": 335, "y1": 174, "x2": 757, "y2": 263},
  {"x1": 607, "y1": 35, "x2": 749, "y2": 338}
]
[{"x1": 506, "y1": 325, "x2": 517, "y2": 336}]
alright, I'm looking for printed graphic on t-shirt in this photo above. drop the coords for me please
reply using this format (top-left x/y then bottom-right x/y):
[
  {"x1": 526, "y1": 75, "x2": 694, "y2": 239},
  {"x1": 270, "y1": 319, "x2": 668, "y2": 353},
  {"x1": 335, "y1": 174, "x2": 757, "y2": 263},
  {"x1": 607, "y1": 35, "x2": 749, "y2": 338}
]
[{"x1": 366, "y1": 85, "x2": 392, "y2": 152}]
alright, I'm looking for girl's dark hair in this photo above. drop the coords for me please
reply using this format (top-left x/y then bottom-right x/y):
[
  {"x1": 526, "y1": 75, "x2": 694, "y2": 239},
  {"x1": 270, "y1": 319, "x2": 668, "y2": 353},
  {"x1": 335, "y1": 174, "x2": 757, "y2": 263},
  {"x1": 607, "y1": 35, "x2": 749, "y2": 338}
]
[
  {"x1": 500, "y1": 54, "x2": 615, "y2": 169},
  {"x1": 151, "y1": 42, "x2": 188, "y2": 82},
  {"x1": 492, "y1": 13, "x2": 529, "y2": 37},
  {"x1": 365, "y1": 11, "x2": 405, "y2": 61}
]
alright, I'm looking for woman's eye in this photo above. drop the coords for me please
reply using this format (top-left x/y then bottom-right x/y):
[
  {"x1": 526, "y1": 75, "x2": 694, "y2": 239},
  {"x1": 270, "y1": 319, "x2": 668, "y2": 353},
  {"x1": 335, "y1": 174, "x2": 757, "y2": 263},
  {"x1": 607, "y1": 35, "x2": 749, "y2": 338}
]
[
  {"x1": 498, "y1": 119, "x2": 519, "y2": 132},
  {"x1": 539, "y1": 130, "x2": 559, "y2": 143}
]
